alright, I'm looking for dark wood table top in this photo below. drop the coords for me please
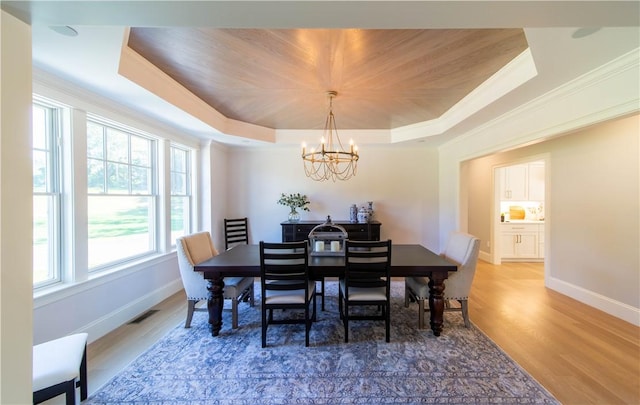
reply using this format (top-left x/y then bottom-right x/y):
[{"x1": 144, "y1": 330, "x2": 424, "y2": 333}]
[
  {"x1": 279, "y1": 220, "x2": 382, "y2": 225},
  {"x1": 195, "y1": 243, "x2": 456, "y2": 278}
]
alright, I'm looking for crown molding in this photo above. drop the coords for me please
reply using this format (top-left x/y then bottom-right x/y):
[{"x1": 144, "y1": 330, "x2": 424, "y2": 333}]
[{"x1": 439, "y1": 48, "x2": 640, "y2": 160}]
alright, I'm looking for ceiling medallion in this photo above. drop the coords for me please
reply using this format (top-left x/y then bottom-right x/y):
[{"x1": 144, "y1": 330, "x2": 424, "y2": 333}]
[{"x1": 302, "y1": 91, "x2": 359, "y2": 182}]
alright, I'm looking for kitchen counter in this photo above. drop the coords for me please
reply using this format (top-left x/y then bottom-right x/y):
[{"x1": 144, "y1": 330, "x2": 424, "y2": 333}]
[
  {"x1": 502, "y1": 220, "x2": 544, "y2": 224},
  {"x1": 500, "y1": 221, "x2": 544, "y2": 260}
]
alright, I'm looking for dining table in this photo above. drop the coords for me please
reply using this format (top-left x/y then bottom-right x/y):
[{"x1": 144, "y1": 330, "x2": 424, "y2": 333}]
[{"x1": 194, "y1": 243, "x2": 457, "y2": 337}]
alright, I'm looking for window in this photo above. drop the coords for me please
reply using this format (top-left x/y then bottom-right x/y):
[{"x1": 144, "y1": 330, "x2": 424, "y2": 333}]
[
  {"x1": 32, "y1": 94, "x2": 200, "y2": 292},
  {"x1": 87, "y1": 119, "x2": 157, "y2": 270},
  {"x1": 170, "y1": 145, "x2": 192, "y2": 243},
  {"x1": 33, "y1": 102, "x2": 62, "y2": 286}
]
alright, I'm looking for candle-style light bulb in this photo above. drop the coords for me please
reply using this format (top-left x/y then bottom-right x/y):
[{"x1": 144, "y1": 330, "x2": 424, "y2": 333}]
[
  {"x1": 349, "y1": 139, "x2": 354, "y2": 153},
  {"x1": 302, "y1": 142, "x2": 306, "y2": 155}
]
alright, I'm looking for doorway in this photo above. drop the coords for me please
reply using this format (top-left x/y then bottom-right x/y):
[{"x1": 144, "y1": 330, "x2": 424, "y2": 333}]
[
  {"x1": 491, "y1": 155, "x2": 549, "y2": 267},
  {"x1": 460, "y1": 152, "x2": 549, "y2": 282}
]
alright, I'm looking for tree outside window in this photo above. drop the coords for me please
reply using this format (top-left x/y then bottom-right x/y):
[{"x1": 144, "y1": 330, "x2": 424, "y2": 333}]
[
  {"x1": 87, "y1": 120, "x2": 156, "y2": 269},
  {"x1": 170, "y1": 145, "x2": 192, "y2": 244},
  {"x1": 33, "y1": 103, "x2": 61, "y2": 286}
]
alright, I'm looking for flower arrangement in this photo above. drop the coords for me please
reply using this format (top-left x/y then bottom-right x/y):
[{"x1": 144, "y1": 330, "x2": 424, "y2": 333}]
[{"x1": 277, "y1": 193, "x2": 310, "y2": 213}]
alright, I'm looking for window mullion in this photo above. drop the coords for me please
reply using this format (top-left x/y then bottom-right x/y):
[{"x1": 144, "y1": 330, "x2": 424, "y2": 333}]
[{"x1": 87, "y1": 119, "x2": 157, "y2": 271}]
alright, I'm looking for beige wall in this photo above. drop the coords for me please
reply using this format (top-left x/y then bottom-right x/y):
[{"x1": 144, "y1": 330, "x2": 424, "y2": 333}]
[
  {"x1": 465, "y1": 114, "x2": 640, "y2": 318},
  {"x1": 223, "y1": 144, "x2": 441, "y2": 251},
  {"x1": 1, "y1": 11, "x2": 33, "y2": 404},
  {"x1": 547, "y1": 115, "x2": 638, "y2": 308}
]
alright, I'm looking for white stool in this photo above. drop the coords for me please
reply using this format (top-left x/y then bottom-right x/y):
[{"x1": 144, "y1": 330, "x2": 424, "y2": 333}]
[{"x1": 33, "y1": 333, "x2": 88, "y2": 405}]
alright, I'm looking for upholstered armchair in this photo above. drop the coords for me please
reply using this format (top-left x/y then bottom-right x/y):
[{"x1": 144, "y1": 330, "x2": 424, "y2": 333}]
[
  {"x1": 176, "y1": 231, "x2": 254, "y2": 329},
  {"x1": 405, "y1": 232, "x2": 480, "y2": 328}
]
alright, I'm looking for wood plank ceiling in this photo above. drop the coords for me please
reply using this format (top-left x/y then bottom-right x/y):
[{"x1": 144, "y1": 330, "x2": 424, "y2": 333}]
[{"x1": 127, "y1": 28, "x2": 528, "y2": 130}]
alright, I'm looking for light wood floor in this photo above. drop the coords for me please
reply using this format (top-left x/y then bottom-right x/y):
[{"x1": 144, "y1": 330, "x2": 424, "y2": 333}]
[
  {"x1": 75, "y1": 261, "x2": 638, "y2": 404},
  {"x1": 470, "y1": 261, "x2": 639, "y2": 405}
]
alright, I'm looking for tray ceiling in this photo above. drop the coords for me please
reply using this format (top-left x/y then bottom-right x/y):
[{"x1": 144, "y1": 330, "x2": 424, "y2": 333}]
[{"x1": 127, "y1": 28, "x2": 528, "y2": 130}]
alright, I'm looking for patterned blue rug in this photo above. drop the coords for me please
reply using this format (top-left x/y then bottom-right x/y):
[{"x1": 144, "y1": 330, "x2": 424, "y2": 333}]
[{"x1": 86, "y1": 282, "x2": 558, "y2": 404}]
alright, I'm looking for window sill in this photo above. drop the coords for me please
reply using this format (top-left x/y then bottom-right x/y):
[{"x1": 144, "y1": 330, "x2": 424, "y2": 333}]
[{"x1": 33, "y1": 251, "x2": 177, "y2": 308}]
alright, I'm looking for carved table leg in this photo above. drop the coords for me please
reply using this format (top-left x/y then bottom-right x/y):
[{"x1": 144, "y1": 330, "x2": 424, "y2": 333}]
[
  {"x1": 428, "y1": 274, "x2": 446, "y2": 336},
  {"x1": 207, "y1": 276, "x2": 225, "y2": 336}
]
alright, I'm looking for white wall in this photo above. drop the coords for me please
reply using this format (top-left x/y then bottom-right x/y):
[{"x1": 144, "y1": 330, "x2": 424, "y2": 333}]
[
  {"x1": 221, "y1": 144, "x2": 442, "y2": 250},
  {"x1": 33, "y1": 256, "x2": 182, "y2": 344}
]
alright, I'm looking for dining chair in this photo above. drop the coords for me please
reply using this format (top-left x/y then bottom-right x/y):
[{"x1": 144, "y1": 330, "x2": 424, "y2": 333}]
[
  {"x1": 224, "y1": 217, "x2": 249, "y2": 250},
  {"x1": 176, "y1": 231, "x2": 254, "y2": 329},
  {"x1": 404, "y1": 231, "x2": 480, "y2": 328},
  {"x1": 339, "y1": 239, "x2": 392, "y2": 343},
  {"x1": 259, "y1": 240, "x2": 316, "y2": 347}
]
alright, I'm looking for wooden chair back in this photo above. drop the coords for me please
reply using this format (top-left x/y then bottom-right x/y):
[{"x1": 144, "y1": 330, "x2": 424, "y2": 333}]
[{"x1": 224, "y1": 217, "x2": 249, "y2": 250}]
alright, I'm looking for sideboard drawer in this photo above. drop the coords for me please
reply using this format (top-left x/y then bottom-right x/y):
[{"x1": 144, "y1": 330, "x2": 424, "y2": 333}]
[
  {"x1": 282, "y1": 221, "x2": 381, "y2": 242},
  {"x1": 341, "y1": 224, "x2": 374, "y2": 240},
  {"x1": 294, "y1": 224, "x2": 316, "y2": 241}
]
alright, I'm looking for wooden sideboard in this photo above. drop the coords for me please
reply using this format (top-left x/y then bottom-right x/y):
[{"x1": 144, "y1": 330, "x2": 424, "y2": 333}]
[{"x1": 281, "y1": 220, "x2": 381, "y2": 242}]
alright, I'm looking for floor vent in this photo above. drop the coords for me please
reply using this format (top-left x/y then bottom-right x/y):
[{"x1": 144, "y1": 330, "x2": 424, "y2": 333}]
[{"x1": 129, "y1": 309, "x2": 159, "y2": 324}]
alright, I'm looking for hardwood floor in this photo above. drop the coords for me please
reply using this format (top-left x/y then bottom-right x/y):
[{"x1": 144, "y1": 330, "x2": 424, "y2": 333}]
[
  {"x1": 76, "y1": 261, "x2": 639, "y2": 404},
  {"x1": 470, "y1": 261, "x2": 639, "y2": 405}
]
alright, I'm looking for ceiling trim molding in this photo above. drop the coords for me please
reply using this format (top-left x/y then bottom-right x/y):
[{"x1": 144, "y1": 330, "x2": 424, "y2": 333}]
[
  {"x1": 275, "y1": 128, "x2": 392, "y2": 146},
  {"x1": 32, "y1": 68, "x2": 200, "y2": 149},
  {"x1": 391, "y1": 48, "x2": 538, "y2": 143},
  {"x1": 439, "y1": 47, "x2": 640, "y2": 161},
  {"x1": 118, "y1": 34, "x2": 277, "y2": 144}
]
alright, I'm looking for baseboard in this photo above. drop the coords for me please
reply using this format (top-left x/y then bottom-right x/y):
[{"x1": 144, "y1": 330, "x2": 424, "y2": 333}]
[
  {"x1": 547, "y1": 276, "x2": 640, "y2": 327},
  {"x1": 478, "y1": 250, "x2": 493, "y2": 263},
  {"x1": 478, "y1": 250, "x2": 545, "y2": 264},
  {"x1": 80, "y1": 279, "x2": 183, "y2": 344}
]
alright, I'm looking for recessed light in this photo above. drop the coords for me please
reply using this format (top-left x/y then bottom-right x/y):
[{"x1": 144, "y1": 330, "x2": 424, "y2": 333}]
[
  {"x1": 572, "y1": 27, "x2": 601, "y2": 39},
  {"x1": 49, "y1": 26, "x2": 78, "y2": 37}
]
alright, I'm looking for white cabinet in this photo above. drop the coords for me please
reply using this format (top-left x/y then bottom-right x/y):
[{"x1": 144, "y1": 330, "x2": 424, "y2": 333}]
[
  {"x1": 528, "y1": 163, "x2": 545, "y2": 201},
  {"x1": 501, "y1": 223, "x2": 543, "y2": 260},
  {"x1": 538, "y1": 224, "x2": 545, "y2": 258},
  {"x1": 500, "y1": 162, "x2": 545, "y2": 201},
  {"x1": 500, "y1": 164, "x2": 528, "y2": 200}
]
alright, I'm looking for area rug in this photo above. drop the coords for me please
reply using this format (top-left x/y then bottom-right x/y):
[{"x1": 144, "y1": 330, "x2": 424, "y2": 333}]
[{"x1": 86, "y1": 282, "x2": 559, "y2": 404}]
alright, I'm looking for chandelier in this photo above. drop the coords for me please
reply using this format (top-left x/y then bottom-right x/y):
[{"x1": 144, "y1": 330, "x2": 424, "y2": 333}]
[{"x1": 302, "y1": 91, "x2": 359, "y2": 181}]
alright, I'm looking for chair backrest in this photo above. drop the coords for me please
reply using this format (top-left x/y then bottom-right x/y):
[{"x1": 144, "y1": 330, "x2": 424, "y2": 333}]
[
  {"x1": 176, "y1": 231, "x2": 218, "y2": 299},
  {"x1": 259, "y1": 241, "x2": 310, "y2": 295},
  {"x1": 344, "y1": 239, "x2": 392, "y2": 290},
  {"x1": 441, "y1": 232, "x2": 480, "y2": 299},
  {"x1": 224, "y1": 217, "x2": 249, "y2": 250}
]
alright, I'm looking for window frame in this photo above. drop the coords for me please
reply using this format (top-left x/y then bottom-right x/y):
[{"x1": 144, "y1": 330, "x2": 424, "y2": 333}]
[
  {"x1": 32, "y1": 92, "x2": 201, "y2": 294},
  {"x1": 32, "y1": 99, "x2": 64, "y2": 289},
  {"x1": 86, "y1": 116, "x2": 159, "y2": 272},
  {"x1": 169, "y1": 143, "x2": 194, "y2": 245}
]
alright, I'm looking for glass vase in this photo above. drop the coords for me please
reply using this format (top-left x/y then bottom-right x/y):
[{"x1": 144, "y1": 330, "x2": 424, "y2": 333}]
[{"x1": 288, "y1": 209, "x2": 300, "y2": 222}]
